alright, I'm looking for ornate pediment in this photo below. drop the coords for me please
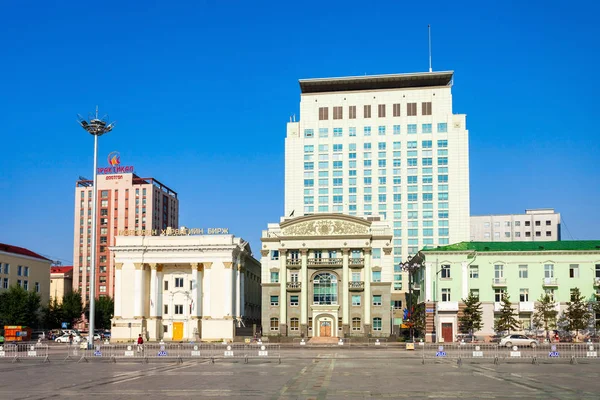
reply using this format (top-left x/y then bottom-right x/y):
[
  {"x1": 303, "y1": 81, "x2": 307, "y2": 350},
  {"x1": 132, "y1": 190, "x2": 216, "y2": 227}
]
[{"x1": 281, "y1": 219, "x2": 369, "y2": 237}]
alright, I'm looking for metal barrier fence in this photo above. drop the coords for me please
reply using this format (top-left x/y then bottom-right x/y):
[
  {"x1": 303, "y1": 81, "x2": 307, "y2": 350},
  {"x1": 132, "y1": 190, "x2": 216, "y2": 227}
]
[
  {"x1": 422, "y1": 342, "x2": 600, "y2": 365},
  {"x1": 368, "y1": 338, "x2": 388, "y2": 347},
  {"x1": 0, "y1": 343, "x2": 49, "y2": 362}
]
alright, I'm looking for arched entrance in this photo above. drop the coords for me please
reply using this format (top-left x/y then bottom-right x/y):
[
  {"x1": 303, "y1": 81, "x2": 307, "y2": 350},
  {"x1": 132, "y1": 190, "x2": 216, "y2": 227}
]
[{"x1": 314, "y1": 314, "x2": 336, "y2": 337}]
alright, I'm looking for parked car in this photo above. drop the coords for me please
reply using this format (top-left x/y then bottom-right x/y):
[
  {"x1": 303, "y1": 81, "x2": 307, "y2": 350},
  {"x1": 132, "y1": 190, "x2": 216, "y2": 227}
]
[
  {"x1": 55, "y1": 334, "x2": 82, "y2": 344},
  {"x1": 456, "y1": 334, "x2": 478, "y2": 343},
  {"x1": 101, "y1": 330, "x2": 111, "y2": 340},
  {"x1": 83, "y1": 333, "x2": 101, "y2": 341},
  {"x1": 499, "y1": 334, "x2": 538, "y2": 348}
]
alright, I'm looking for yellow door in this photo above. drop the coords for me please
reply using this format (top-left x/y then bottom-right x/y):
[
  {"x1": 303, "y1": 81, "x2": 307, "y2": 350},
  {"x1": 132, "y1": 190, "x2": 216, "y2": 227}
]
[{"x1": 173, "y1": 322, "x2": 184, "y2": 341}]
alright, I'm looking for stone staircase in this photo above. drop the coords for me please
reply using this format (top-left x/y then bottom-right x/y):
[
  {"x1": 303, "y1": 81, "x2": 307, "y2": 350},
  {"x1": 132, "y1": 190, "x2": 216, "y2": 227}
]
[{"x1": 307, "y1": 337, "x2": 340, "y2": 346}]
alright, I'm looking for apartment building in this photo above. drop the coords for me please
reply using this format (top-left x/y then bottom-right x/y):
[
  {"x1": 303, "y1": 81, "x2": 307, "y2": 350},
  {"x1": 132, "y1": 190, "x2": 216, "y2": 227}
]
[
  {"x1": 471, "y1": 209, "x2": 561, "y2": 242},
  {"x1": 50, "y1": 266, "x2": 73, "y2": 303},
  {"x1": 0, "y1": 243, "x2": 52, "y2": 305},
  {"x1": 73, "y1": 169, "x2": 178, "y2": 303},
  {"x1": 284, "y1": 71, "x2": 470, "y2": 305},
  {"x1": 415, "y1": 241, "x2": 600, "y2": 342}
]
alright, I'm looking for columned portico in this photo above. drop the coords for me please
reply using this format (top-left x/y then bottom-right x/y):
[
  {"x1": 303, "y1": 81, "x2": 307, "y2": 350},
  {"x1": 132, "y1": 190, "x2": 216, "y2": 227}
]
[
  {"x1": 363, "y1": 248, "x2": 372, "y2": 335},
  {"x1": 279, "y1": 249, "x2": 287, "y2": 335},
  {"x1": 300, "y1": 249, "x2": 308, "y2": 335},
  {"x1": 342, "y1": 248, "x2": 350, "y2": 335}
]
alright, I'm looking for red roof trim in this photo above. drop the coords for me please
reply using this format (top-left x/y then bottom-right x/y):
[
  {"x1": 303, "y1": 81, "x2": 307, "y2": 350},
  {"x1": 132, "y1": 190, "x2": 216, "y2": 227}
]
[
  {"x1": 51, "y1": 266, "x2": 73, "y2": 274},
  {"x1": 0, "y1": 243, "x2": 52, "y2": 262}
]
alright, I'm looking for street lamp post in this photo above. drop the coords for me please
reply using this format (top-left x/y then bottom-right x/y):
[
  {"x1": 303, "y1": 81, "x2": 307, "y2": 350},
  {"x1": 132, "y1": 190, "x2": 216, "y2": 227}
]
[
  {"x1": 401, "y1": 255, "x2": 422, "y2": 342},
  {"x1": 78, "y1": 108, "x2": 115, "y2": 348}
]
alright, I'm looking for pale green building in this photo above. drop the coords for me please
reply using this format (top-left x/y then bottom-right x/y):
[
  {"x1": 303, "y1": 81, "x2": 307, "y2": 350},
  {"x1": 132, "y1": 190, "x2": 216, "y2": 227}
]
[{"x1": 414, "y1": 241, "x2": 600, "y2": 342}]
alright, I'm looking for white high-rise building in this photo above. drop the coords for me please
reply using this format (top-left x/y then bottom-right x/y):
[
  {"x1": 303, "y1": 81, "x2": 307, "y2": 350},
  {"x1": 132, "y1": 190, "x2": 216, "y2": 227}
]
[{"x1": 285, "y1": 71, "x2": 470, "y2": 267}]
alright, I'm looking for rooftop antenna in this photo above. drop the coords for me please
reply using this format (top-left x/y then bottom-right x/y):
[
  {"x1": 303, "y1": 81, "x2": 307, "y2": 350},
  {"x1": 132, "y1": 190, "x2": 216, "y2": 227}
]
[{"x1": 428, "y1": 24, "x2": 432, "y2": 72}]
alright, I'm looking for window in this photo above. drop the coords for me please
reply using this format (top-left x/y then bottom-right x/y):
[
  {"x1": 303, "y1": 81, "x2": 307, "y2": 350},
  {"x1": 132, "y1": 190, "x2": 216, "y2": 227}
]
[
  {"x1": 441, "y1": 288, "x2": 451, "y2": 302},
  {"x1": 304, "y1": 129, "x2": 314, "y2": 138},
  {"x1": 35, "y1": 282, "x2": 40, "y2": 293},
  {"x1": 407, "y1": 124, "x2": 417, "y2": 134},
  {"x1": 544, "y1": 264, "x2": 554, "y2": 278},
  {"x1": 393, "y1": 103, "x2": 401, "y2": 117},
  {"x1": 319, "y1": 107, "x2": 328, "y2": 120},
  {"x1": 349, "y1": 294, "x2": 361, "y2": 306},
  {"x1": 271, "y1": 271, "x2": 279, "y2": 283},
  {"x1": 372, "y1": 271, "x2": 381, "y2": 282},
  {"x1": 270, "y1": 295, "x2": 279, "y2": 306},
  {"x1": 290, "y1": 318, "x2": 299, "y2": 331},
  {"x1": 364, "y1": 105, "x2": 371, "y2": 118},
  {"x1": 421, "y1": 102, "x2": 432, "y2": 115},
  {"x1": 519, "y1": 265, "x2": 528, "y2": 279},
  {"x1": 378, "y1": 104, "x2": 386, "y2": 117},
  {"x1": 546, "y1": 231, "x2": 552, "y2": 237},
  {"x1": 535, "y1": 221, "x2": 541, "y2": 226},
  {"x1": 437, "y1": 123, "x2": 447, "y2": 133},
  {"x1": 470, "y1": 289, "x2": 479, "y2": 300},
  {"x1": 18, "y1": 265, "x2": 22, "y2": 276},
  {"x1": 520, "y1": 289, "x2": 529, "y2": 302},
  {"x1": 373, "y1": 295, "x2": 382, "y2": 306},
  {"x1": 271, "y1": 250, "x2": 280, "y2": 260},
  {"x1": 469, "y1": 265, "x2": 479, "y2": 279},
  {"x1": 270, "y1": 318, "x2": 279, "y2": 331},
  {"x1": 536, "y1": 231, "x2": 541, "y2": 237},
  {"x1": 525, "y1": 221, "x2": 531, "y2": 226},
  {"x1": 570, "y1": 289, "x2": 578, "y2": 302},
  {"x1": 101, "y1": 190, "x2": 109, "y2": 198},
  {"x1": 373, "y1": 317, "x2": 382, "y2": 331},
  {"x1": 545, "y1": 289, "x2": 555, "y2": 302},
  {"x1": 515, "y1": 221, "x2": 521, "y2": 226},
  {"x1": 422, "y1": 123, "x2": 432, "y2": 133},
  {"x1": 349, "y1": 106, "x2": 356, "y2": 119},
  {"x1": 525, "y1": 232, "x2": 531, "y2": 237},
  {"x1": 394, "y1": 300, "x2": 403, "y2": 310},
  {"x1": 175, "y1": 305, "x2": 183, "y2": 315},
  {"x1": 407, "y1": 103, "x2": 417, "y2": 116},
  {"x1": 164, "y1": 280, "x2": 169, "y2": 291},
  {"x1": 3, "y1": 264, "x2": 9, "y2": 274},
  {"x1": 23, "y1": 280, "x2": 28, "y2": 290},
  {"x1": 441, "y1": 264, "x2": 451, "y2": 279},
  {"x1": 494, "y1": 288, "x2": 506, "y2": 302},
  {"x1": 333, "y1": 106, "x2": 343, "y2": 120},
  {"x1": 569, "y1": 264, "x2": 579, "y2": 278},
  {"x1": 24, "y1": 266, "x2": 29, "y2": 277},
  {"x1": 494, "y1": 265, "x2": 504, "y2": 280},
  {"x1": 164, "y1": 305, "x2": 169, "y2": 314},
  {"x1": 290, "y1": 295, "x2": 299, "y2": 306},
  {"x1": 313, "y1": 273, "x2": 338, "y2": 304},
  {"x1": 175, "y1": 277, "x2": 184, "y2": 288},
  {"x1": 17, "y1": 280, "x2": 21, "y2": 287},
  {"x1": 596, "y1": 264, "x2": 600, "y2": 279}
]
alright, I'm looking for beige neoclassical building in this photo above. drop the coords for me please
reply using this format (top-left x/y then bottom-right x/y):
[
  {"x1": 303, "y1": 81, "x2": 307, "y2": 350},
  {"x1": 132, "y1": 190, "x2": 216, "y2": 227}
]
[
  {"x1": 110, "y1": 232, "x2": 261, "y2": 342},
  {"x1": 261, "y1": 214, "x2": 394, "y2": 338}
]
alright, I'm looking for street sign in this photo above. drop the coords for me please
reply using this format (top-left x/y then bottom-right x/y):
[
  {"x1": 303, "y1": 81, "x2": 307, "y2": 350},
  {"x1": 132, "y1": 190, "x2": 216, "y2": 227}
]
[
  {"x1": 61, "y1": 322, "x2": 68, "y2": 329},
  {"x1": 158, "y1": 351, "x2": 167, "y2": 357},
  {"x1": 94, "y1": 351, "x2": 102, "y2": 357},
  {"x1": 426, "y1": 308, "x2": 434, "y2": 313}
]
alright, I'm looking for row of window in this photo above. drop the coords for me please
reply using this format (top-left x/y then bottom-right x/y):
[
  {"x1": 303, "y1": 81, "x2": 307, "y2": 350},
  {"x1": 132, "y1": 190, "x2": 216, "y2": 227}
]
[
  {"x1": 437, "y1": 263, "x2": 600, "y2": 280},
  {"x1": 269, "y1": 317, "x2": 384, "y2": 331},
  {"x1": 467, "y1": 287, "x2": 591, "y2": 303},
  {"x1": 484, "y1": 220, "x2": 553, "y2": 228},
  {"x1": 270, "y1": 294, "x2": 387, "y2": 307},
  {"x1": 304, "y1": 170, "x2": 451, "y2": 187},
  {"x1": 304, "y1": 140, "x2": 448, "y2": 153},
  {"x1": 1, "y1": 278, "x2": 40, "y2": 292},
  {"x1": 305, "y1": 123, "x2": 447, "y2": 138},
  {"x1": 0, "y1": 264, "x2": 30, "y2": 276},
  {"x1": 318, "y1": 102, "x2": 433, "y2": 121},
  {"x1": 483, "y1": 231, "x2": 553, "y2": 239},
  {"x1": 270, "y1": 271, "x2": 383, "y2": 284}
]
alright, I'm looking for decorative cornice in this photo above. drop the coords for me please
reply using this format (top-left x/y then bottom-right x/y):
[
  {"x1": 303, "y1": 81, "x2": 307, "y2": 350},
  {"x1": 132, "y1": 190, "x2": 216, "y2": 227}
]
[
  {"x1": 260, "y1": 250, "x2": 269, "y2": 257},
  {"x1": 149, "y1": 263, "x2": 158, "y2": 270},
  {"x1": 134, "y1": 263, "x2": 143, "y2": 270},
  {"x1": 114, "y1": 263, "x2": 123, "y2": 270},
  {"x1": 203, "y1": 262, "x2": 213, "y2": 269},
  {"x1": 223, "y1": 262, "x2": 233, "y2": 269}
]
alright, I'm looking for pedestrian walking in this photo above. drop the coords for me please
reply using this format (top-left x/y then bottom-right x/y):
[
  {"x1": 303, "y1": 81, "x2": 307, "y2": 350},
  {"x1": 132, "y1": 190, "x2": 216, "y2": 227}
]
[
  {"x1": 137, "y1": 334, "x2": 144, "y2": 352},
  {"x1": 68, "y1": 333, "x2": 73, "y2": 345}
]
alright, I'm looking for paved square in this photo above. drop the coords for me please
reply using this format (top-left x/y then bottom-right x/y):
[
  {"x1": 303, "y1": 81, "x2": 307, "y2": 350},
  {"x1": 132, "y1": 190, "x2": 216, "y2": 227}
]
[{"x1": 0, "y1": 348, "x2": 599, "y2": 399}]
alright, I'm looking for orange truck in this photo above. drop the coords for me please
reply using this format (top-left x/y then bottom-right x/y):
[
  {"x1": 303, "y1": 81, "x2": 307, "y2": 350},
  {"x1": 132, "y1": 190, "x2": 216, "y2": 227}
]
[{"x1": 3, "y1": 326, "x2": 32, "y2": 342}]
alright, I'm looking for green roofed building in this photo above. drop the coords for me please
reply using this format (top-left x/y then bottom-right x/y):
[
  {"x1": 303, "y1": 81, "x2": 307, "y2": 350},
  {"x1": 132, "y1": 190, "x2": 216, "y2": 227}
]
[{"x1": 413, "y1": 241, "x2": 600, "y2": 342}]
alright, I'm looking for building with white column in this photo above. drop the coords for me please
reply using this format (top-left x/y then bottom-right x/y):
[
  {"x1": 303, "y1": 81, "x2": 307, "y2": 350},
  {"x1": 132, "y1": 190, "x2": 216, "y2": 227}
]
[
  {"x1": 261, "y1": 214, "x2": 394, "y2": 338},
  {"x1": 109, "y1": 231, "x2": 261, "y2": 342}
]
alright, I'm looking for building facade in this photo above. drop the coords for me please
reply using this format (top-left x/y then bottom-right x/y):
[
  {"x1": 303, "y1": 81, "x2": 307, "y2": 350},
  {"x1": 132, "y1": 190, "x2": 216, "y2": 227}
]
[
  {"x1": 470, "y1": 209, "x2": 561, "y2": 242},
  {"x1": 0, "y1": 243, "x2": 52, "y2": 305},
  {"x1": 261, "y1": 214, "x2": 394, "y2": 338},
  {"x1": 415, "y1": 241, "x2": 600, "y2": 342},
  {"x1": 50, "y1": 266, "x2": 73, "y2": 303},
  {"x1": 73, "y1": 171, "x2": 179, "y2": 303},
  {"x1": 110, "y1": 233, "x2": 261, "y2": 342},
  {"x1": 284, "y1": 71, "x2": 471, "y2": 305}
]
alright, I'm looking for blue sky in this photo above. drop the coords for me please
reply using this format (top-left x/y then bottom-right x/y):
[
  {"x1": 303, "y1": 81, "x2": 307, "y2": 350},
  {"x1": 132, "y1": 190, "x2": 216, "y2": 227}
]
[{"x1": 0, "y1": 0, "x2": 598, "y2": 264}]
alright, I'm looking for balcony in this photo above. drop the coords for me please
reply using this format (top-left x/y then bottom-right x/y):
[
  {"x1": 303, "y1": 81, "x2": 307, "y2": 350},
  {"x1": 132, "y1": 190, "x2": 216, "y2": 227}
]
[
  {"x1": 494, "y1": 302, "x2": 503, "y2": 312},
  {"x1": 286, "y1": 259, "x2": 301, "y2": 269},
  {"x1": 349, "y1": 258, "x2": 364, "y2": 268},
  {"x1": 286, "y1": 282, "x2": 301, "y2": 292},
  {"x1": 519, "y1": 301, "x2": 535, "y2": 313},
  {"x1": 308, "y1": 258, "x2": 343, "y2": 268},
  {"x1": 348, "y1": 281, "x2": 364, "y2": 291},
  {"x1": 437, "y1": 301, "x2": 459, "y2": 312},
  {"x1": 542, "y1": 278, "x2": 558, "y2": 287},
  {"x1": 491, "y1": 278, "x2": 507, "y2": 287},
  {"x1": 594, "y1": 277, "x2": 600, "y2": 287}
]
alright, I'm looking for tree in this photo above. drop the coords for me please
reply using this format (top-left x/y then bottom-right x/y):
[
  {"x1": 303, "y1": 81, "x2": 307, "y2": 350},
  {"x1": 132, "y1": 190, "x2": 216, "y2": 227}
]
[
  {"x1": 459, "y1": 292, "x2": 483, "y2": 335},
  {"x1": 494, "y1": 294, "x2": 519, "y2": 335},
  {"x1": 0, "y1": 285, "x2": 41, "y2": 327},
  {"x1": 94, "y1": 296, "x2": 114, "y2": 330},
  {"x1": 562, "y1": 288, "x2": 591, "y2": 337},
  {"x1": 61, "y1": 291, "x2": 84, "y2": 328},
  {"x1": 533, "y1": 293, "x2": 558, "y2": 342},
  {"x1": 41, "y1": 297, "x2": 63, "y2": 328}
]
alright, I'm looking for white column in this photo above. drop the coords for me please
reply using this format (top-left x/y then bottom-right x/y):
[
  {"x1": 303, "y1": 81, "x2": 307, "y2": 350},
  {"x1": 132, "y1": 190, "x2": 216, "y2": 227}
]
[
  {"x1": 342, "y1": 249, "x2": 349, "y2": 327},
  {"x1": 300, "y1": 250, "x2": 308, "y2": 326},
  {"x1": 191, "y1": 263, "x2": 199, "y2": 317},
  {"x1": 197, "y1": 265, "x2": 203, "y2": 317},
  {"x1": 150, "y1": 264, "x2": 158, "y2": 317},
  {"x1": 134, "y1": 263, "x2": 143, "y2": 317},
  {"x1": 279, "y1": 249, "x2": 287, "y2": 331},
  {"x1": 240, "y1": 267, "x2": 245, "y2": 318},
  {"x1": 236, "y1": 261, "x2": 242, "y2": 318},
  {"x1": 364, "y1": 249, "x2": 372, "y2": 328},
  {"x1": 114, "y1": 263, "x2": 123, "y2": 317},
  {"x1": 202, "y1": 263, "x2": 212, "y2": 317},
  {"x1": 461, "y1": 261, "x2": 469, "y2": 299},
  {"x1": 224, "y1": 262, "x2": 233, "y2": 317},
  {"x1": 425, "y1": 262, "x2": 432, "y2": 301},
  {"x1": 157, "y1": 266, "x2": 164, "y2": 317}
]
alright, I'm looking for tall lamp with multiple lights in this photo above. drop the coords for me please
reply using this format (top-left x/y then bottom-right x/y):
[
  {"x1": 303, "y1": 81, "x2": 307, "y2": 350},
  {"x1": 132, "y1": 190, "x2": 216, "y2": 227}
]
[
  {"x1": 78, "y1": 108, "x2": 115, "y2": 347},
  {"x1": 401, "y1": 255, "x2": 422, "y2": 342}
]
